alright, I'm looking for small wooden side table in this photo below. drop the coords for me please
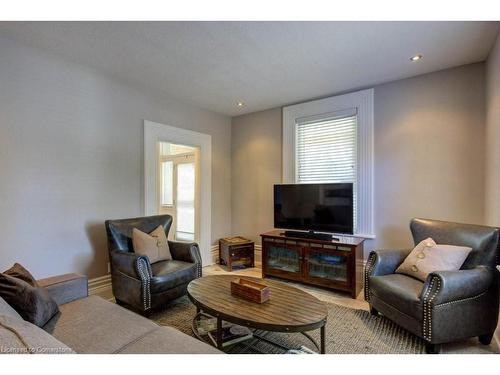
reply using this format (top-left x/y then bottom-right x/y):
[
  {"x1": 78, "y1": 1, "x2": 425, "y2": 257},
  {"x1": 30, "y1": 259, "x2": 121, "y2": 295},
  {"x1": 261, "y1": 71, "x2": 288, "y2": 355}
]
[{"x1": 219, "y1": 236, "x2": 255, "y2": 271}]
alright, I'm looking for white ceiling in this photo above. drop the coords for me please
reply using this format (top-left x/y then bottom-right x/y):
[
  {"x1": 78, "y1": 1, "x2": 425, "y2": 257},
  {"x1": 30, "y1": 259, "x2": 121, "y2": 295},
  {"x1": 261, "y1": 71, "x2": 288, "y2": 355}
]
[{"x1": 0, "y1": 21, "x2": 498, "y2": 116}]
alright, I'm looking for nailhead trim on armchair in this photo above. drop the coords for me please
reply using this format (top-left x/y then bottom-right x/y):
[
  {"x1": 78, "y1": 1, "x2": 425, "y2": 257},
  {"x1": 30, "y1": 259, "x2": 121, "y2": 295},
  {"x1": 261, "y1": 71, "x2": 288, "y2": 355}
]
[
  {"x1": 364, "y1": 252, "x2": 377, "y2": 302},
  {"x1": 422, "y1": 276, "x2": 441, "y2": 341},
  {"x1": 191, "y1": 245, "x2": 203, "y2": 278},
  {"x1": 136, "y1": 257, "x2": 152, "y2": 310}
]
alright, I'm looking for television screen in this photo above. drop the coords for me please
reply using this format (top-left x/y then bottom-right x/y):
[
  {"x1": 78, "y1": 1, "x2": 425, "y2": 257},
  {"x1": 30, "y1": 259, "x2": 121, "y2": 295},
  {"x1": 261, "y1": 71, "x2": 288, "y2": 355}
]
[{"x1": 274, "y1": 183, "x2": 353, "y2": 235}]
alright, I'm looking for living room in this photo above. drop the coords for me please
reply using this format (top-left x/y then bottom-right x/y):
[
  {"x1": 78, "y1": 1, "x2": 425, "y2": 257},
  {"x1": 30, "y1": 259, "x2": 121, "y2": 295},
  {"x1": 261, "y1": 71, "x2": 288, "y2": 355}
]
[{"x1": 1, "y1": 1, "x2": 500, "y2": 372}]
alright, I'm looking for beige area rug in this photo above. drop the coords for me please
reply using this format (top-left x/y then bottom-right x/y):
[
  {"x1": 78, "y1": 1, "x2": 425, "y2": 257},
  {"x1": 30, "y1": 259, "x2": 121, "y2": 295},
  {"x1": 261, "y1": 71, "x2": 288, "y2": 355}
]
[{"x1": 150, "y1": 295, "x2": 424, "y2": 354}]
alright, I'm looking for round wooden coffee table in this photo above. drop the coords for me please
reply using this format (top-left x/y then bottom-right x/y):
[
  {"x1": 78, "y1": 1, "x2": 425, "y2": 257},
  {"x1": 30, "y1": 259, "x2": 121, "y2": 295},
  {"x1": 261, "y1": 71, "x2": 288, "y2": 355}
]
[{"x1": 187, "y1": 275, "x2": 328, "y2": 353}]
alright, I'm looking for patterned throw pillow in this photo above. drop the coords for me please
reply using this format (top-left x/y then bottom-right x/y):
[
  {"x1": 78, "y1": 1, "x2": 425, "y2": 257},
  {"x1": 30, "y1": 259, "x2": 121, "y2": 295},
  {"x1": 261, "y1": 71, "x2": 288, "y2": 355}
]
[
  {"x1": 395, "y1": 237, "x2": 472, "y2": 282},
  {"x1": 132, "y1": 225, "x2": 172, "y2": 263}
]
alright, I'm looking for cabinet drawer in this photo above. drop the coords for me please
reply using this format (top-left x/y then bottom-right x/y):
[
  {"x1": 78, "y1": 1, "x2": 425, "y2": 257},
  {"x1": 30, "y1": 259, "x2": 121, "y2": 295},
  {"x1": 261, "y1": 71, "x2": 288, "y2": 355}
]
[
  {"x1": 229, "y1": 245, "x2": 253, "y2": 252},
  {"x1": 229, "y1": 246, "x2": 253, "y2": 257},
  {"x1": 337, "y1": 246, "x2": 352, "y2": 252}
]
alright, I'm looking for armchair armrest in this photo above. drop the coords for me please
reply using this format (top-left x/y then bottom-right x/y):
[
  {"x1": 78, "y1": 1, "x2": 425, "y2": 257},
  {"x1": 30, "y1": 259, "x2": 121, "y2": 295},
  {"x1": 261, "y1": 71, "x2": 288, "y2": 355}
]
[
  {"x1": 366, "y1": 249, "x2": 412, "y2": 276},
  {"x1": 420, "y1": 266, "x2": 495, "y2": 306},
  {"x1": 364, "y1": 249, "x2": 411, "y2": 301},
  {"x1": 38, "y1": 273, "x2": 88, "y2": 305},
  {"x1": 110, "y1": 250, "x2": 151, "y2": 280},
  {"x1": 169, "y1": 241, "x2": 201, "y2": 263},
  {"x1": 168, "y1": 241, "x2": 202, "y2": 278}
]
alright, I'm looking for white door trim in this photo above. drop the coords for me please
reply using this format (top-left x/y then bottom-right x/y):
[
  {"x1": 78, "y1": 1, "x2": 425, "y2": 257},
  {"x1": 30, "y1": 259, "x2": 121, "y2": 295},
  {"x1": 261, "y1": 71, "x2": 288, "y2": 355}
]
[{"x1": 144, "y1": 120, "x2": 212, "y2": 266}]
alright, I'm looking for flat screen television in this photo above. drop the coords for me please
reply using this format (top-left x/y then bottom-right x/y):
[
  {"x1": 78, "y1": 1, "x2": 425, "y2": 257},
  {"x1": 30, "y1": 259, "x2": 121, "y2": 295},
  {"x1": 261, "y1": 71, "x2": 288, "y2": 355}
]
[{"x1": 274, "y1": 183, "x2": 353, "y2": 235}]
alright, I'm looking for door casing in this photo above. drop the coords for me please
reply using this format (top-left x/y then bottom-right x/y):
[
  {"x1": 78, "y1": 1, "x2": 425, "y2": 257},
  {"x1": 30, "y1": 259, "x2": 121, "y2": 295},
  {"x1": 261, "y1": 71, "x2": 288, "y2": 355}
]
[{"x1": 144, "y1": 120, "x2": 212, "y2": 265}]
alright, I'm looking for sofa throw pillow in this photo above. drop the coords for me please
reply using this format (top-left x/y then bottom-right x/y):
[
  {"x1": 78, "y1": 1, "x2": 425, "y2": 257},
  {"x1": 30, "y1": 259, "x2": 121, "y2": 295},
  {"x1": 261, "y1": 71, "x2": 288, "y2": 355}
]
[
  {"x1": 0, "y1": 269, "x2": 59, "y2": 327},
  {"x1": 132, "y1": 225, "x2": 172, "y2": 263},
  {"x1": 396, "y1": 237, "x2": 472, "y2": 282},
  {"x1": 4, "y1": 263, "x2": 39, "y2": 287}
]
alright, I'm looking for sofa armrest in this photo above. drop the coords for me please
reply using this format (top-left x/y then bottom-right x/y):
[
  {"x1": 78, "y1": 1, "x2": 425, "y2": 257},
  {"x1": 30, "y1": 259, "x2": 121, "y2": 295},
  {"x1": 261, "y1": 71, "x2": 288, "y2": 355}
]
[
  {"x1": 38, "y1": 273, "x2": 88, "y2": 305},
  {"x1": 420, "y1": 266, "x2": 495, "y2": 306},
  {"x1": 168, "y1": 241, "x2": 202, "y2": 277},
  {"x1": 110, "y1": 250, "x2": 151, "y2": 280}
]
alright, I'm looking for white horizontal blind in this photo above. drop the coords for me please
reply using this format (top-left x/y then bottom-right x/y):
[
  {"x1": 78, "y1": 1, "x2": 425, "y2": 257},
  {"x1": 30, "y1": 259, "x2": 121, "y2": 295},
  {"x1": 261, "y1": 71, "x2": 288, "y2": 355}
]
[{"x1": 296, "y1": 111, "x2": 357, "y2": 231}]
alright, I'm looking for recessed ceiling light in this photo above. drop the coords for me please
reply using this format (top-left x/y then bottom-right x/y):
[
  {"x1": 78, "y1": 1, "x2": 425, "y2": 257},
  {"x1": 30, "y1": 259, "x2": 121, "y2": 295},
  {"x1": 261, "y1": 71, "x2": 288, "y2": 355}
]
[
  {"x1": 237, "y1": 101, "x2": 245, "y2": 107},
  {"x1": 410, "y1": 54, "x2": 423, "y2": 62}
]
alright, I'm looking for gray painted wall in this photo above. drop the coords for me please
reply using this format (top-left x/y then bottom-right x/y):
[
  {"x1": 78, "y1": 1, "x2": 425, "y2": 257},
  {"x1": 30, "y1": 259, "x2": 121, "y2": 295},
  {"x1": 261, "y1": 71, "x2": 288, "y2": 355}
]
[
  {"x1": 486, "y1": 34, "x2": 500, "y2": 226},
  {"x1": 0, "y1": 35, "x2": 232, "y2": 279},
  {"x1": 231, "y1": 108, "x2": 282, "y2": 243},
  {"x1": 0, "y1": 32, "x2": 493, "y2": 280},
  {"x1": 231, "y1": 63, "x2": 486, "y2": 256}
]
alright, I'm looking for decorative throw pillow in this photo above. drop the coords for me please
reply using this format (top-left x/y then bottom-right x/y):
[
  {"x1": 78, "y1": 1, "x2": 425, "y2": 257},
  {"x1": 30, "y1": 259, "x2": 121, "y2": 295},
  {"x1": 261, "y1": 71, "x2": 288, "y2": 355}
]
[
  {"x1": 132, "y1": 225, "x2": 172, "y2": 263},
  {"x1": 0, "y1": 267, "x2": 59, "y2": 327},
  {"x1": 4, "y1": 263, "x2": 39, "y2": 287},
  {"x1": 396, "y1": 237, "x2": 472, "y2": 282}
]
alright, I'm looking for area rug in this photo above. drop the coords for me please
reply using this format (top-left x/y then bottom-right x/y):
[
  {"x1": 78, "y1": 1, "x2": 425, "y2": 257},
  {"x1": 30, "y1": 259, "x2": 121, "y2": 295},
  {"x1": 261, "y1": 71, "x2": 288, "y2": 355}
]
[{"x1": 150, "y1": 296, "x2": 424, "y2": 354}]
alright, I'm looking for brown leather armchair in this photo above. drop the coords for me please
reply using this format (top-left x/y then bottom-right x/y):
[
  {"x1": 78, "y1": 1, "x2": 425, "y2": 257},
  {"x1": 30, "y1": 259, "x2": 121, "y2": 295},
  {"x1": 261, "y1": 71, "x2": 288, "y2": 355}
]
[
  {"x1": 105, "y1": 215, "x2": 202, "y2": 314},
  {"x1": 365, "y1": 218, "x2": 499, "y2": 353}
]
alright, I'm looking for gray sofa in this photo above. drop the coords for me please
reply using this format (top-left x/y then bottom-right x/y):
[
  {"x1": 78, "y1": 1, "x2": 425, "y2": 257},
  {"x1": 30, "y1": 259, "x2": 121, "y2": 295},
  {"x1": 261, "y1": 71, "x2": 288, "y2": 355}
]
[{"x1": 0, "y1": 273, "x2": 220, "y2": 354}]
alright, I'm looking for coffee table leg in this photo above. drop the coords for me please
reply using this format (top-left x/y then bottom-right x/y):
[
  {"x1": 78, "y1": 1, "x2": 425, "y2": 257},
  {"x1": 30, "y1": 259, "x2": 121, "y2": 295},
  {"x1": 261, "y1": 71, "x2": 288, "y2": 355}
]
[
  {"x1": 320, "y1": 324, "x2": 326, "y2": 354},
  {"x1": 216, "y1": 316, "x2": 223, "y2": 349}
]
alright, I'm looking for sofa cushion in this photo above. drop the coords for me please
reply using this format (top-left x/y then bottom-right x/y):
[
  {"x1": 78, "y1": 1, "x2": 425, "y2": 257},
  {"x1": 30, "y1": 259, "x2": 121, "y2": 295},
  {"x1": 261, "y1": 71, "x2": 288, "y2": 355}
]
[
  {"x1": 0, "y1": 314, "x2": 74, "y2": 354},
  {"x1": 43, "y1": 295, "x2": 159, "y2": 353},
  {"x1": 116, "y1": 326, "x2": 221, "y2": 354},
  {"x1": 0, "y1": 297, "x2": 22, "y2": 320},
  {"x1": 0, "y1": 272, "x2": 59, "y2": 327},
  {"x1": 150, "y1": 260, "x2": 197, "y2": 294},
  {"x1": 369, "y1": 274, "x2": 424, "y2": 320}
]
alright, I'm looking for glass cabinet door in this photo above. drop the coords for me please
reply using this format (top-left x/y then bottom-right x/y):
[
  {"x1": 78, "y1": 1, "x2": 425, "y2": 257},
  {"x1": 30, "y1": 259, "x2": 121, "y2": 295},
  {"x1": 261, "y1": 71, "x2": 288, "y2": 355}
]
[
  {"x1": 265, "y1": 243, "x2": 301, "y2": 274},
  {"x1": 305, "y1": 250, "x2": 349, "y2": 284}
]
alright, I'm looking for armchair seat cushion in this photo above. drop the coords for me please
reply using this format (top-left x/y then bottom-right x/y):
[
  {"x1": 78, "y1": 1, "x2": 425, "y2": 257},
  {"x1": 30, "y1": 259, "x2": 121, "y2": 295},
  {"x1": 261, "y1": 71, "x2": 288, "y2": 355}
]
[
  {"x1": 150, "y1": 260, "x2": 198, "y2": 294},
  {"x1": 369, "y1": 274, "x2": 424, "y2": 320}
]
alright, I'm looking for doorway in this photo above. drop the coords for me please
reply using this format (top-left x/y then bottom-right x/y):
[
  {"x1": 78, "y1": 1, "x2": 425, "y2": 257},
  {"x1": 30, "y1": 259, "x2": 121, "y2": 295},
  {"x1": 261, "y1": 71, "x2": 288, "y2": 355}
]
[
  {"x1": 157, "y1": 142, "x2": 199, "y2": 242},
  {"x1": 144, "y1": 120, "x2": 212, "y2": 266}
]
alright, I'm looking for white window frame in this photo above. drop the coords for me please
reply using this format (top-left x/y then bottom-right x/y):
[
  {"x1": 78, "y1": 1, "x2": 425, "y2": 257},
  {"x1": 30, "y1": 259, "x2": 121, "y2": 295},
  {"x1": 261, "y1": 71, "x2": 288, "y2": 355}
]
[{"x1": 282, "y1": 88, "x2": 374, "y2": 238}]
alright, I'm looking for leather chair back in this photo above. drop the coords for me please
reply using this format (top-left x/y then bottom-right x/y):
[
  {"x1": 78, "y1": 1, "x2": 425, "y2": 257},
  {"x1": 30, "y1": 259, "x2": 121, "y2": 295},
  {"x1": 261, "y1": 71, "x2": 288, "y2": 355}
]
[
  {"x1": 105, "y1": 215, "x2": 173, "y2": 253},
  {"x1": 410, "y1": 218, "x2": 499, "y2": 269}
]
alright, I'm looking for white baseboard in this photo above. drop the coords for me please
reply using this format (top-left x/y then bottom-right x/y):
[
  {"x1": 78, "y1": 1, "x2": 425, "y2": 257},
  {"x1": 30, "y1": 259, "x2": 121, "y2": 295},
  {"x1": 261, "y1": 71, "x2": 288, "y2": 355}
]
[
  {"x1": 210, "y1": 244, "x2": 218, "y2": 263},
  {"x1": 88, "y1": 274, "x2": 112, "y2": 296}
]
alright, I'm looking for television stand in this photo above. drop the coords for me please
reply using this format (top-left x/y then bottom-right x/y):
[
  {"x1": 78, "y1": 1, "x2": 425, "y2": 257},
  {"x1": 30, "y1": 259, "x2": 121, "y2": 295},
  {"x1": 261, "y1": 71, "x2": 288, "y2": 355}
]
[
  {"x1": 261, "y1": 230, "x2": 365, "y2": 298},
  {"x1": 283, "y1": 230, "x2": 339, "y2": 242}
]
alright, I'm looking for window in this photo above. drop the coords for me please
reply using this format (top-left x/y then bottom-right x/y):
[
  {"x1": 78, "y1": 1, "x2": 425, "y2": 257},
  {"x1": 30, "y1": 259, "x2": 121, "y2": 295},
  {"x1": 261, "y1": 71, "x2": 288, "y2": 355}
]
[
  {"x1": 283, "y1": 89, "x2": 374, "y2": 237},
  {"x1": 296, "y1": 111, "x2": 357, "y2": 183},
  {"x1": 296, "y1": 111, "x2": 358, "y2": 231},
  {"x1": 160, "y1": 160, "x2": 173, "y2": 206}
]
